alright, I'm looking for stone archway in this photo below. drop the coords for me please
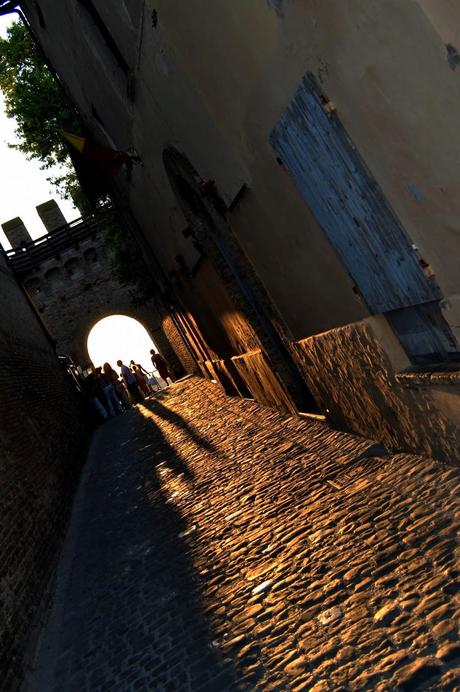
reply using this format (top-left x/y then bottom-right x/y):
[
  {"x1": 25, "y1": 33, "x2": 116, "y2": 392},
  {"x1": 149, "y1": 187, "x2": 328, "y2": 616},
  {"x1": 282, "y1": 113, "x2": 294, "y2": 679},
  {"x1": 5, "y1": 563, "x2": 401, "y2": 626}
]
[
  {"x1": 40, "y1": 271, "x2": 173, "y2": 370},
  {"x1": 163, "y1": 147, "x2": 260, "y2": 361},
  {"x1": 10, "y1": 212, "x2": 188, "y2": 376}
]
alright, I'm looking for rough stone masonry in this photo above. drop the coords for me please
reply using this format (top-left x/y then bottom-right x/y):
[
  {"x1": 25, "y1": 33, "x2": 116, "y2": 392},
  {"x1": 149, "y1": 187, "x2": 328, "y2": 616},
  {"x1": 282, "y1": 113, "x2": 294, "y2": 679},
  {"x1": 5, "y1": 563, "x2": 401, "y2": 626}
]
[
  {"x1": 26, "y1": 377, "x2": 460, "y2": 691},
  {"x1": 3, "y1": 206, "x2": 189, "y2": 375}
]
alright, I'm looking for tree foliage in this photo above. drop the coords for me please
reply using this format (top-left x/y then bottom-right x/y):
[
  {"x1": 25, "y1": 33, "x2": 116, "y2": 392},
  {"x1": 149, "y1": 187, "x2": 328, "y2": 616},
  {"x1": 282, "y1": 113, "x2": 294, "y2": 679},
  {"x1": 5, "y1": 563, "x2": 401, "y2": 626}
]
[
  {"x1": 104, "y1": 219, "x2": 157, "y2": 306},
  {"x1": 0, "y1": 20, "x2": 83, "y2": 203},
  {"x1": 0, "y1": 20, "x2": 153, "y2": 301}
]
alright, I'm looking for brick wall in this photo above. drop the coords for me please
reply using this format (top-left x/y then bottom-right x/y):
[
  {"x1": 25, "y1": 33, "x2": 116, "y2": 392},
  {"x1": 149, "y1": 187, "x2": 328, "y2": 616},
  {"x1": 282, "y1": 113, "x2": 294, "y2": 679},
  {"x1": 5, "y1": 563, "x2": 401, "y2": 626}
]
[
  {"x1": 0, "y1": 255, "x2": 88, "y2": 691},
  {"x1": 159, "y1": 313, "x2": 197, "y2": 375}
]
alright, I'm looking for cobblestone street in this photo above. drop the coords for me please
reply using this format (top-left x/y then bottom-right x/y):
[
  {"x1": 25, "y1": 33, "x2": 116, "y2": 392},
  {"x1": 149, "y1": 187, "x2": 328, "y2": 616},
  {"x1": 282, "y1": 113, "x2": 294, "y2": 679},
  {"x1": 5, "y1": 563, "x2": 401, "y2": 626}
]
[{"x1": 28, "y1": 377, "x2": 460, "y2": 691}]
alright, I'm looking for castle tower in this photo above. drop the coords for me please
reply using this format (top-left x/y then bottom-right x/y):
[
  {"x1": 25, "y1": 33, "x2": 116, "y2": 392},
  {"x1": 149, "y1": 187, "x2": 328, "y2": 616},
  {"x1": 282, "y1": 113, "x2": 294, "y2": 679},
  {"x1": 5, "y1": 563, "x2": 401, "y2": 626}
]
[
  {"x1": 1, "y1": 217, "x2": 32, "y2": 249},
  {"x1": 36, "y1": 200, "x2": 67, "y2": 233}
]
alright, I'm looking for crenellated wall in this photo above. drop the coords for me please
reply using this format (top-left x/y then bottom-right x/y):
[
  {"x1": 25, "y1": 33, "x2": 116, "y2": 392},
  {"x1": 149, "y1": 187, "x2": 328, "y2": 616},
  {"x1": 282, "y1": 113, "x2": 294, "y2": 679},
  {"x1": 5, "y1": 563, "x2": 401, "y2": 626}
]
[{"x1": 6, "y1": 210, "x2": 188, "y2": 376}]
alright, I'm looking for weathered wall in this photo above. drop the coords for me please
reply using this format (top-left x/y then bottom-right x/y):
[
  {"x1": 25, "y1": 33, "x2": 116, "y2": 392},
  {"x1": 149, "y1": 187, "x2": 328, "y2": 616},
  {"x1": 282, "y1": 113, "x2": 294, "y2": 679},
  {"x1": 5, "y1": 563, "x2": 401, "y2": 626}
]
[
  {"x1": 24, "y1": 0, "x2": 460, "y2": 335},
  {"x1": 23, "y1": 0, "x2": 365, "y2": 343},
  {"x1": 0, "y1": 253, "x2": 88, "y2": 690},
  {"x1": 147, "y1": 0, "x2": 460, "y2": 337},
  {"x1": 294, "y1": 317, "x2": 460, "y2": 464}
]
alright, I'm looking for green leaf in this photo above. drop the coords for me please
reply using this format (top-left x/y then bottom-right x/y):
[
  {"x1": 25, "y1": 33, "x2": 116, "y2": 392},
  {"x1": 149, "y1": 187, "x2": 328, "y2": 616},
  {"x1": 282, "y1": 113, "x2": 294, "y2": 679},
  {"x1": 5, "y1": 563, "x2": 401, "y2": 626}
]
[{"x1": 0, "y1": 21, "x2": 91, "y2": 209}]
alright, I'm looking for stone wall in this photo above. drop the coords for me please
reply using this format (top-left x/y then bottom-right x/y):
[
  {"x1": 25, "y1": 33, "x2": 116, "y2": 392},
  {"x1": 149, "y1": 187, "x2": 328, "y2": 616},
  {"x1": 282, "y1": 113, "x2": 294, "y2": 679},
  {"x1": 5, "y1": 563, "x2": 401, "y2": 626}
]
[
  {"x1": 0, "y1": 254, "x2": 88, "y2": 690},
  {"x1": 294, "y1": 318, "x2": 460, "y2": 464},
  {"x1": 15, "y1": 215, "x2": 187, "y2": 373}
]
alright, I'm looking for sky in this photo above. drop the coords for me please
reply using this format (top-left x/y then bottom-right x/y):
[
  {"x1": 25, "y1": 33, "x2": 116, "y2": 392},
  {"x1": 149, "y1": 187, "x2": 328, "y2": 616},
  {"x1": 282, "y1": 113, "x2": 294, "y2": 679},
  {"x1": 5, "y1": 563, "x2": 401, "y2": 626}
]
[
  {"x1": 0, "y1": 14, "x2": 78, "y2": 250},
  {"x1": 87, "y1": 315, "x2": 157, "y2": 374},
  {"x1": 0, "y1": 14, "x2": 160, "y2": 368}
]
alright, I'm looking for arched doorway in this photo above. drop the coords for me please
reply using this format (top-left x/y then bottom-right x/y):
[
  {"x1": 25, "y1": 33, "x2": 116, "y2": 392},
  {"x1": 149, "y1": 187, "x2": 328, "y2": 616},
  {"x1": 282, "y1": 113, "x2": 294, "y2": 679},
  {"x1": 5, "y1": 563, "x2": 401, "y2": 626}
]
[
  {"x1": 162, "y1": 147, "x2": 320, "y2": 413},
  {"x1": 87, "y1": 314, "x2": 157, "y2": 373}
]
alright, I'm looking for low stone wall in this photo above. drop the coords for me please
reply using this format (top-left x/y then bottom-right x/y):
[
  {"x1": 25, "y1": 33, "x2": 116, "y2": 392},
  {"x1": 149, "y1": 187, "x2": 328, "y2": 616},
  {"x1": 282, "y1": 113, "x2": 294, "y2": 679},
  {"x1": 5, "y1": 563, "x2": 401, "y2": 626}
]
[
  {"x1": 294, "y1": 319, "x2": 460, "y2": 464},
  {"x1": 199, "y1": 350, "x2": 297, "y2": 413},
  {"x1": 0, "y1": 257, "x2": 88, "y2": 690}
]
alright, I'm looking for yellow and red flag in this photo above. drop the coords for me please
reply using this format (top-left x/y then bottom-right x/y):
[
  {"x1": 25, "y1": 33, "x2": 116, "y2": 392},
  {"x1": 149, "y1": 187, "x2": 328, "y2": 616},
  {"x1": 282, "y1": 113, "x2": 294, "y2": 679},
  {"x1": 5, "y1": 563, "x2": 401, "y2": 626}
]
[{"x1": 60, "y1": 131, "x2": 134, "y2": 179}]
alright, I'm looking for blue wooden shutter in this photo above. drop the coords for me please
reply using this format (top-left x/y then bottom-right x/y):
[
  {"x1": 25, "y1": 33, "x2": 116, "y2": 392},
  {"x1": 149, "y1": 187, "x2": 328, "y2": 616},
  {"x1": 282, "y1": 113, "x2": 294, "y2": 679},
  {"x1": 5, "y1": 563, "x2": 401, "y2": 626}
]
[{"x1": 270, "y1": 74, "x2": 440, "y2": 314}]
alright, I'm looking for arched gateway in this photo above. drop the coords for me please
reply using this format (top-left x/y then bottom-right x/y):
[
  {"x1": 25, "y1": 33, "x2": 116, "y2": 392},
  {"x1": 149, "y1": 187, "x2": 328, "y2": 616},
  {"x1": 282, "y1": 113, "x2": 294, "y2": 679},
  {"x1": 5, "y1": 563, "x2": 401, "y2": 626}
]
[
  {"x1": 87, "y1": 314, "x2": 157, "y2": 372},
  {"x1": 4, "y1": 207, "x2": 190, "y2": 374}
]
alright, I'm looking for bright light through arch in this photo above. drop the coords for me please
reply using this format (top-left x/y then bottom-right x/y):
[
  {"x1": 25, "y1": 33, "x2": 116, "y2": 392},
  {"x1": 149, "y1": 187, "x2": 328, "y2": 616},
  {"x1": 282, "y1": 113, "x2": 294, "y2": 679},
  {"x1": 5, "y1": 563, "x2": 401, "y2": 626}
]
[{"x1": 87, "y1": 315, "x2": 157, "y2": 374}]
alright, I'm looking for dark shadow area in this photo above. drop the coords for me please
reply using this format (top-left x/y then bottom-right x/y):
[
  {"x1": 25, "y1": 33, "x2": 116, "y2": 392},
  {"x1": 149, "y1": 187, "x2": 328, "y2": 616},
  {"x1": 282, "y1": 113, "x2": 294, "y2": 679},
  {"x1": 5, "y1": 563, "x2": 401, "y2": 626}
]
[{"x1": 29, "y1": 407, "x2": 238, "y2": 692}]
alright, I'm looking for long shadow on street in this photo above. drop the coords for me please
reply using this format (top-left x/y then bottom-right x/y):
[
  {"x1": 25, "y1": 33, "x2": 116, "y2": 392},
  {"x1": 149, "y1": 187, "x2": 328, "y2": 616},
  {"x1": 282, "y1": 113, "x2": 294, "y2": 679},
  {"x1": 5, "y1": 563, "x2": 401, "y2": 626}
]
[
  {"x1": 141, "y1": 394, "x2": 217, "y2": 455},
  {"x1": 28, "y1": 405, "x2": 237, "y2": 692}
]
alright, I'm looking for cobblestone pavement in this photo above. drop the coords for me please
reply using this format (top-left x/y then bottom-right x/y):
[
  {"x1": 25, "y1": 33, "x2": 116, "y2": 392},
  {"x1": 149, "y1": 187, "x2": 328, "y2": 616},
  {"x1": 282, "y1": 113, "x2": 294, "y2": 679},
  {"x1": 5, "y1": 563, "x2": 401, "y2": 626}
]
[{"x1": 28, "y1": 377, "x2": 460, "y2": 691}]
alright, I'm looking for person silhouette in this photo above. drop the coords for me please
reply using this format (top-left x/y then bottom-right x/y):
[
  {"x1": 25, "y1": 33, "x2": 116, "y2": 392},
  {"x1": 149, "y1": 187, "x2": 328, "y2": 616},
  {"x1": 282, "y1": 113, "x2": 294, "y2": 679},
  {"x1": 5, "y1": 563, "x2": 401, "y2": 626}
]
[
  {"x1": 150, "y1": 350, "x2": 173, "y2": 385},
  {"x1": 117, "y1": 359, "x2": 142, "y2": 403}
]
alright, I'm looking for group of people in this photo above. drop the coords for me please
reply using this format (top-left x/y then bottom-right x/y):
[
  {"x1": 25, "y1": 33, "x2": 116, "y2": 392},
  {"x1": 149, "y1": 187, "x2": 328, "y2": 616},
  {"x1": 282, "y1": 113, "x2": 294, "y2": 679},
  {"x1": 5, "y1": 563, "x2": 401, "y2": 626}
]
[{"x1": 83, "y1": 349, "x2": 173, "y2": 421}]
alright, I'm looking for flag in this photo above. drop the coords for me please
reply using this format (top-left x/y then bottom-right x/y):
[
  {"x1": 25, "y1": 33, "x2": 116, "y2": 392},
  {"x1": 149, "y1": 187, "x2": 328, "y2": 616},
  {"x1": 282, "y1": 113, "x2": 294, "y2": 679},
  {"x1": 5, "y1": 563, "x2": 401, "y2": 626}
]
[{"x1": 60, "y1": 131, "x2": 134, "y2": 180}]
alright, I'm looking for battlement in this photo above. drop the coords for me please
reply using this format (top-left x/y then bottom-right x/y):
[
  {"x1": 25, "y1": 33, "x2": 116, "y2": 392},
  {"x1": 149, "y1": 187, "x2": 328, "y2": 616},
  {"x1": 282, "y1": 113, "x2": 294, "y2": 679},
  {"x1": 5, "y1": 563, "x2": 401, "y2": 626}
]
[{"x1": 6, "y1": 210, "x2": 112, "y2": 276}]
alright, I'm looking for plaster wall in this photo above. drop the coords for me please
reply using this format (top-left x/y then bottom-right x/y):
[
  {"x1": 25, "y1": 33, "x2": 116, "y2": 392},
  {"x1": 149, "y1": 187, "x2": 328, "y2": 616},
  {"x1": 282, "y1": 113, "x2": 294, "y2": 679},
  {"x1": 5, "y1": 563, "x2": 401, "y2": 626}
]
[
  {"x1": 26, "y1": 0, "x2": 460, "y2": 340},
  {"x1": 417, "y1": 0, "x2": 460, "y2": 47},
  {"x1": 21, "y1": 1, "x2": 460, "y2": 455},
  {"x1": 24, "y1": 1, "x2": 364, "y2": 340},
  {"x1": 150, "y1": 0, "x2": 460, "y2": 334}
]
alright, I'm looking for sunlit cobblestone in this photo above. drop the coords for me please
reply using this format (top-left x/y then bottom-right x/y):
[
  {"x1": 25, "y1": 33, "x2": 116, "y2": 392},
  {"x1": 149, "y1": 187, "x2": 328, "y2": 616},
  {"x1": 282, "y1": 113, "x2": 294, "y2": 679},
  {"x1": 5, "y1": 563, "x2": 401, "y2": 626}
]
[{"x1": 28, "y1": 377, "x2": 460, "y2": 691}]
